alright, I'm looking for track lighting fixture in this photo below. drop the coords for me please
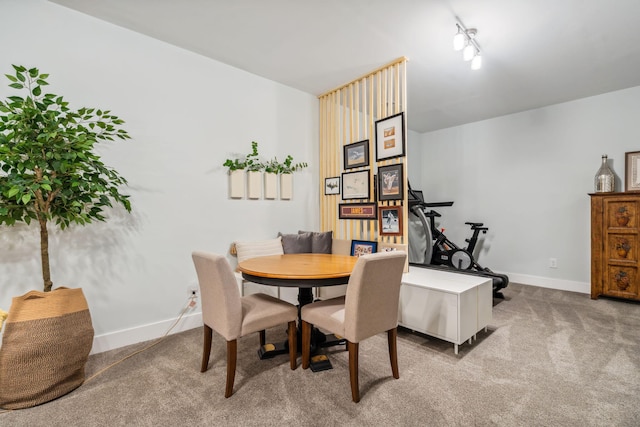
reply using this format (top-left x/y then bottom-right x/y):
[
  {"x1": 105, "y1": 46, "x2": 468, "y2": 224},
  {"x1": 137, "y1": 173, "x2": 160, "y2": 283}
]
[{"x1": 453, "y1": 22, "x2": 482, "y2": 70}]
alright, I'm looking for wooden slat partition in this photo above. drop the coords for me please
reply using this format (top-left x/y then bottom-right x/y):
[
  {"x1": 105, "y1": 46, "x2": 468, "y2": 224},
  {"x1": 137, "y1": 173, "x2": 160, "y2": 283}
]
[{"x1": 319, "y1": 57, "x2": 408, "y2": 247}]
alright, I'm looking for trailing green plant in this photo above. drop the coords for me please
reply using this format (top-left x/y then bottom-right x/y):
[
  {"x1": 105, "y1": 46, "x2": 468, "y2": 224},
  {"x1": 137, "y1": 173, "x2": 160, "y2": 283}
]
[
  {"x1": 223, "y1": 141, "x2": 264, "y2": 172},
  {"x1": 263, "y1": 155, "x2": 307, "y2": 174},
  {"x1": 0, "y1": 65, "x2": 131, "y2": 292},
  {"x1": 263, "y1": 158, "x2": 280, "y2": 174},
  {"x1": 277, "y1": 155, "x2": 307, "y2": 174},
  {"x1": 223, "y1": 142, "x2": 307, "y2": 174}
]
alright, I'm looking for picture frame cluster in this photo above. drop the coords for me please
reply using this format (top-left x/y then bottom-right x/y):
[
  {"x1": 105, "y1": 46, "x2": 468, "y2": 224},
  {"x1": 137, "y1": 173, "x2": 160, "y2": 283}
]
[{"x1": 325, "y1": 112, "x2": 407, "y2": 236}]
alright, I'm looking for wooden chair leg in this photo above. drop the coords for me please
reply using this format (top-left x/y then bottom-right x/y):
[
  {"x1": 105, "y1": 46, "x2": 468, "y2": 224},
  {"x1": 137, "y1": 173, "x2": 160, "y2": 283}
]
[
  {"x1": 348, "y1": 341, "x2": 360, "y2": 403},
  {"x1": 201, "y1": 324, "x2": 213, "y2": 372},
  {"x1": 225, "y1": 339, "x2": 237, "y2": 398},
  {"x1": 259, "y1": 330, "x2": 266, "y2": 347},
  {"x1": 287, "y1": 321, "x2": 297, "y2": 370},
  {"x1": 388, "y1": 328, "x2": 399, "y2": 379},
  {"x1": 301, "y1": 320, "x2": 311, "y2": 369}
]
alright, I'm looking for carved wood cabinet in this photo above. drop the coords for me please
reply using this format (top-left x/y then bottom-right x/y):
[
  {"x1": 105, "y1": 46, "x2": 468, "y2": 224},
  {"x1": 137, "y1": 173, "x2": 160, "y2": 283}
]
[{"x1": 590, "y1": 192, "x2": 640, "y2": 301}]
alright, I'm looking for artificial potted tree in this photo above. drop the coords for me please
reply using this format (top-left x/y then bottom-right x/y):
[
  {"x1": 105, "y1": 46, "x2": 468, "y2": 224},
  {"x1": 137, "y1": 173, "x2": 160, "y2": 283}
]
[{"x1": 0, "y1": 65, "x2": 131, "y2": 409}]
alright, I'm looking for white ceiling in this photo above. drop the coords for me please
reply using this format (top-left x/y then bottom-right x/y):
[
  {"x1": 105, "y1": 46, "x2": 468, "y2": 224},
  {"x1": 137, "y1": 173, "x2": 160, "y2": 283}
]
[{"x1": 50, "y1": 0, "x2": 640, "y2": 133}]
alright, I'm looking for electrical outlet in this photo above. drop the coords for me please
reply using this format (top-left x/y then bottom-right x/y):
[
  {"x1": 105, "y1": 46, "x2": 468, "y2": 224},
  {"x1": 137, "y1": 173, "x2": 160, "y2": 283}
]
[
  {"x1": 549, "y1": 258, "x2": 558, "y2": 269},
  {"x1": 188, "y1": 286, "x2": 198, "y2": 308},
  {"x1": 188, "y1": 286, "x2": 198, "y2": 298}
]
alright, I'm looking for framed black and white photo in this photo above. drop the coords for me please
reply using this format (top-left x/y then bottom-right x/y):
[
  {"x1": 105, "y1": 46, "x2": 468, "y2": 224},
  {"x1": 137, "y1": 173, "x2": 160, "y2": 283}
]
[
  {"x1": 377, "y1": 164, "x2": 403, "y2": 201},
  {"x1": 342, "y1": 169, "x2": 370, "y2": 200},
  {"x1": 375, "y1": 112, "x2": 405, "y2": 161},
  {"x1": 324, "y1": 177, "x2": 340, "y2": 195},
  {"x1": 343, "y1": 140, "x2": 369, "y2": 169},
  {"x1": 379, "y1": 206, "x2": 403, "y2": 236}
]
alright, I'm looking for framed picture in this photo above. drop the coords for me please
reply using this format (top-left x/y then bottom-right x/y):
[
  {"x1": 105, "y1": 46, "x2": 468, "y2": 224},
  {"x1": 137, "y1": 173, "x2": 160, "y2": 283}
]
[
  {"x1": 379, "y1": 206, "x2": 403, "y2": 236},
  {"x1": 378, "y1": 164, "x2": 404, "y2": 201},
  {"x1": 324, "y1": 177, "x2": 340, "y2": 195},
  {"x1": 375, "y1": 112, "x2": 405, "y2": 161},
  {"x1": 625, "y1": 151, "x2": 640, "y2": 191},
  {"x1": 339, "y1": 202, "x2": 377, "y2": 219},
  {"x1": 343, "y1": 140, "x2": 369, "y2": 169},
  {"x1": 350, "y1": 240, "x2": 378, "y2": 257},
  {"x1": 342, "y1": 169, "x2": 370, "y2": 200}
]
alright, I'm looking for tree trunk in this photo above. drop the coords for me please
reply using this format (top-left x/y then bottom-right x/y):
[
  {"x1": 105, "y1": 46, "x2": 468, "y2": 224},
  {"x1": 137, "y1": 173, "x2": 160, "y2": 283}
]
[{"x1": 39, "y1": 218, "x2": 53, "y2": 292}]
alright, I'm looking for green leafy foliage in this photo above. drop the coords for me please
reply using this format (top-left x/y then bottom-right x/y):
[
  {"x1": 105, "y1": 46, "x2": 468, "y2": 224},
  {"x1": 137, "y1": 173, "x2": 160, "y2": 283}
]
[
  {"x1": 223, "y1": 141, "x2": 263, "y2": 172},
  {"x1": 277, "y1": 155, "x2": 307, "y2": 174},
  {"x1": 263, "y1": 156, "x2": 308, "y2": 174},
  {"x1": 223, "y1": 140, "x2": 308, "y2": 174},
  {"x1": 0, "y1": 65, "x2": 132, "y2": 291}
]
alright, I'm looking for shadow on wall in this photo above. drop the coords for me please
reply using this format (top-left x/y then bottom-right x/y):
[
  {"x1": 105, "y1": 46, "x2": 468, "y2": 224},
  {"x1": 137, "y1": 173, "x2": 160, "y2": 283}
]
[{"x1": 0, "y1": 205, "x2": 142, "y2": 296}]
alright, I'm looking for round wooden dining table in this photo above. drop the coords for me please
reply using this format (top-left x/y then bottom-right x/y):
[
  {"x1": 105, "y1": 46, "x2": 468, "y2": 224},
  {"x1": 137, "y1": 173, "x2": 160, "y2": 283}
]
[
  {"x1": 238, "y1": 252, "x2": 357, "y2": 286},
  {"x1": 238, "y1": 253, "x2": 358, "y2": 361}
]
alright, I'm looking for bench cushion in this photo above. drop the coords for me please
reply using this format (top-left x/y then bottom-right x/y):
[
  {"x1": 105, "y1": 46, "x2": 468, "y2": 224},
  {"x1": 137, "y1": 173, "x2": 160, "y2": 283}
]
[
  {"x1": 278, "y1": 232, "x2": 313, "y2": 253},
  {"x1": 299, "y1": 230, "x2": 333, "y2": 254},
  {"x1": 235, "y1": 236, "x2": 284, "y2": 263}
]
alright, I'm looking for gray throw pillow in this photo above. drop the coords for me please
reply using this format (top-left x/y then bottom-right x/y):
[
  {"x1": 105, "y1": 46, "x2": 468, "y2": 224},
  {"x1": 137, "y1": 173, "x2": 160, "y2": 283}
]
[
  {"x1": 298, "y1": 230, "x2": 333, "y2": 254},
  {"x1": 278, "y1": 232, "x2": 313, "y2": 253}
]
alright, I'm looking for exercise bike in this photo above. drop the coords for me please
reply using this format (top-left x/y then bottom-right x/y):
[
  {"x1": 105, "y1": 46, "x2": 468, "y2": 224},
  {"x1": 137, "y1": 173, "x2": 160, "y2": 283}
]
[{"x1": 407, "y1": 184, "x2": 508, "y2": 297}]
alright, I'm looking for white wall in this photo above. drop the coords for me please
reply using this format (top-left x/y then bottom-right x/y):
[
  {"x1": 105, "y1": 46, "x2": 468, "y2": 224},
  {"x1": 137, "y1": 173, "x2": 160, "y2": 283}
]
[
  {"x1": 0, "y1": 0, "x2": 319, "y2": 351},
  {"x1": 409, "y1": 86, "x2": 640, "y2": 293}
]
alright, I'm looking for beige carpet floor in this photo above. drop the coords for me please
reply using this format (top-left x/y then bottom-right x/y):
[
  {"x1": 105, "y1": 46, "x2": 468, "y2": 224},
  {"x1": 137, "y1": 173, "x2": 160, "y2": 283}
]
[{"x1": 1, "y1": 282, "x2": 639, "y2": 426}]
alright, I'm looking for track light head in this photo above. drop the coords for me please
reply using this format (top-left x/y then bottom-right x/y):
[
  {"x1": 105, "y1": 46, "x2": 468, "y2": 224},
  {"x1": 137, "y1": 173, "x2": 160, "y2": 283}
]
[
  {"x1": 453, "y1": 31, "x2": 465, "y2": 51},
  {"x1": 471, "y1": 53, "x2": 482, "y2": 70},
  {"x1": 463, "y1": 44, "x2": 475, "y2": 61}
]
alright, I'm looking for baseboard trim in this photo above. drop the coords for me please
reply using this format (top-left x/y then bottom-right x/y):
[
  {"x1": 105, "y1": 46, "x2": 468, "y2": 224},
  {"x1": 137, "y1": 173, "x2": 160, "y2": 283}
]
[
  {"x1": 91, "y1": 311, "x2": 202, "y2": 355},
  {"x1": 89, "y1": 272, "x2": 588, "y2": 355},
  {"x1": 501, "y1": 271, "x2": 589, "y2": 294}
]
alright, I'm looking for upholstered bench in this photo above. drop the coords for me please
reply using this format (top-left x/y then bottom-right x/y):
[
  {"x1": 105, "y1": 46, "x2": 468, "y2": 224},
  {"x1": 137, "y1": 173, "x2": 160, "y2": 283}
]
[{"x1": 231, "y1": 231, "x2": 339, "y2": 304}]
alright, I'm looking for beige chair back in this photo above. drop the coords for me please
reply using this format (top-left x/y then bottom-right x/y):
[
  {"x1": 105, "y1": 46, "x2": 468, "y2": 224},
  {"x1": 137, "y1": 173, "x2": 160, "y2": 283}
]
[
  {"x1": 192, "y1": 252, "x2": 243, "y2": 341},
  {"x1": 344, "y1": 251, "x2": 407, "y2": 343}
]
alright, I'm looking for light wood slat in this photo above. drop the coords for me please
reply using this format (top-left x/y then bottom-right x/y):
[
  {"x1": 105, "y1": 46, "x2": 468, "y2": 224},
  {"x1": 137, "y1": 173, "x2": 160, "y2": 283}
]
[
  {"x1": 319, "y1": 58, "x2": 408, "y2": 245},
  {"x1": 318, "y1": 57, "x2": 408, "y2": 97}
]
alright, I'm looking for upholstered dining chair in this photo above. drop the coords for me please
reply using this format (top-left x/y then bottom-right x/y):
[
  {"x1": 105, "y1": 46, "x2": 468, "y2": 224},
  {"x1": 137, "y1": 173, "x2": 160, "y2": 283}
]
[
  {"x1": 191, "y1": 251, "x2": 298, "y2": 398},
  {"x1": 301, "y1": 251, "x2": 407, "y2": 403}
]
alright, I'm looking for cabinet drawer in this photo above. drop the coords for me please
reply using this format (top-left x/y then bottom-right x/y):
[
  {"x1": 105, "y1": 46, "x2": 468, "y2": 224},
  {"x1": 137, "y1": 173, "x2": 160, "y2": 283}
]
[{"x1": 605, "y1": 265, "x2": 639, "y2": 299}]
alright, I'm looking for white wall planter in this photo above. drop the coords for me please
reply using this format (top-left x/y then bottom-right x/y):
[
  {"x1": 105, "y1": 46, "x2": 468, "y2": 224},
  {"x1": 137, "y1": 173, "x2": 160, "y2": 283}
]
[
  {"x1": 280, "y1": 173, "x2": 293, "y2": 200},
  {"x1": 264, "y1": 172, "x2": 278, "y2": 199},
  {"x1": 229, "y1": 170, "x2": 245, "y2": 199},
  {"x1": 247, "y1": 171, "x2": 262, "y2": 199}
]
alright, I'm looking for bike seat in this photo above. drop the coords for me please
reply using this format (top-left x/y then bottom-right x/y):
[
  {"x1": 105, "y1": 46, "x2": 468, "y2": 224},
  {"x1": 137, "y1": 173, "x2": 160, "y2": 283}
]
[{"x1": 465, "y1": 222, "x2": 484, "y2": 228}]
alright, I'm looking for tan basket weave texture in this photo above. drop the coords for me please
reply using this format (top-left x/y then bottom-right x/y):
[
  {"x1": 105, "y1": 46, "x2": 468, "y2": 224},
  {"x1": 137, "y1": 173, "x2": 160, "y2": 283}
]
[{"x1": 0, "y1": 288, "x2": 94, "y2": 410}]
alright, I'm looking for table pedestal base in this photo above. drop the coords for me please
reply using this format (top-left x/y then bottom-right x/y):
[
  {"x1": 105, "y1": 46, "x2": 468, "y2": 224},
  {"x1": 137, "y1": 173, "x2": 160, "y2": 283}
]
[
  {"x1": 257, "y1": 330, "x2": 345, "y2": 361},
  {"x1": 257, "y1": 342, "x2": 288, "y2": 359},
  {"x1": 253, "y1": 284, "x2": 349, "y2": 368}
]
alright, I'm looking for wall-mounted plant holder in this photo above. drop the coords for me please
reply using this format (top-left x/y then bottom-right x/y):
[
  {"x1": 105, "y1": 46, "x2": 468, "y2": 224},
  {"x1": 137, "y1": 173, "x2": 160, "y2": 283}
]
[
  {"x1": 247, "y1": 171, "x2": 262, "y2": 199},
  {"x1": 264, "y1": 172, "x2": 278, "y2": 199},
  {"x1": 280, "y1": 174, "x2": 293, "y2": 200},
  {"x1": 229, "y1": 170, "x2": 245, "y2": 199}
]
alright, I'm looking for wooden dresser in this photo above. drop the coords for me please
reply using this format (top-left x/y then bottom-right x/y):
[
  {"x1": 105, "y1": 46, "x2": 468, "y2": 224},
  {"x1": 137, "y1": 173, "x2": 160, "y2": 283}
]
[{"x1": 590, "y1": 192, "x2": 640, "y2": 301}]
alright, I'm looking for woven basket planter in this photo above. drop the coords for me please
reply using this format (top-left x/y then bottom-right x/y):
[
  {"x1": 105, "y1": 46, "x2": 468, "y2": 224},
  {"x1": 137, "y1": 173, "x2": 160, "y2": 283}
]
[{"x1": 0, "y1": 287, "x2": 94, "y2": 409}]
